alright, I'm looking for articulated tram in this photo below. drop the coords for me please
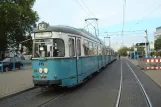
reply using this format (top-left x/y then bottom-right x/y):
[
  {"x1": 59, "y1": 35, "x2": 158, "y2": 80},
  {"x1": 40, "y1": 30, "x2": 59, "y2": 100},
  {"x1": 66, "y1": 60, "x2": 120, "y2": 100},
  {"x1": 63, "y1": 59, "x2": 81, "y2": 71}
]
[{"x1": 31, "y1": 22, "x2": 116, "y2": 87}]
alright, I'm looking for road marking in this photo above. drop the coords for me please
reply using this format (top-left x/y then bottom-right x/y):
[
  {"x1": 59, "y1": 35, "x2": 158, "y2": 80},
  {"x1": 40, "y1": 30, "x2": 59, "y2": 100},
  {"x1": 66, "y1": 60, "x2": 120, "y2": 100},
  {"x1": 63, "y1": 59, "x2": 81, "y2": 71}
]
[
  {"x1": 126, "y1": 61, "x2": 153, "y2": 107},
  {"x1": 115, "y1": 59, "x2": 123, "y2": 107}
]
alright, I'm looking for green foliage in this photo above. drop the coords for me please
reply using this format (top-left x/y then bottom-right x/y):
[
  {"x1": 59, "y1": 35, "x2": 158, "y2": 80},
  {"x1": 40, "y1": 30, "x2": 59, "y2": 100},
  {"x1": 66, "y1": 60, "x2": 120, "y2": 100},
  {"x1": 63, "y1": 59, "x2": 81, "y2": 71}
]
[
  {"x1": 0, "y1": 0, "x2": 39, "y2": 53},
  {"x1": 118, "y1": 46, "x2": 129, "y2": 56},
  {"x1": 154, "y1": 38, "x2": 161, "y2": 51}
]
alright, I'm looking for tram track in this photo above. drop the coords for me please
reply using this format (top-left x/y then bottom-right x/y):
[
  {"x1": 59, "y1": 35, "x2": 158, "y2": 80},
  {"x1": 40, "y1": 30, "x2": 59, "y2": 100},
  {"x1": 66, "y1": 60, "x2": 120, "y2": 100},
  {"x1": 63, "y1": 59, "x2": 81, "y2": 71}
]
[
  {"x1": 126, "y1": 61, "x2": 152, "y2": 107},
  {"x1": 115, "y1": 59, "x2": 152, "y2": 107},
  {"x1": 0, "y1": 86, "x2": 64, "y2": 107},
  {"x1": 9, "y1": 87, "x2": 66, "y2": 107}
]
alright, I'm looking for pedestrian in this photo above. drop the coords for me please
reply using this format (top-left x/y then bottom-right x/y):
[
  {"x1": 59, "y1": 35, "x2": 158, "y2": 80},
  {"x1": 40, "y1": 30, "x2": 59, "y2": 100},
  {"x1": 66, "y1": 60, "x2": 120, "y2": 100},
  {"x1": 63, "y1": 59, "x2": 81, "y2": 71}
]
[{"x1": 119, "y1": 55, "x2": 120, "y2": 59}]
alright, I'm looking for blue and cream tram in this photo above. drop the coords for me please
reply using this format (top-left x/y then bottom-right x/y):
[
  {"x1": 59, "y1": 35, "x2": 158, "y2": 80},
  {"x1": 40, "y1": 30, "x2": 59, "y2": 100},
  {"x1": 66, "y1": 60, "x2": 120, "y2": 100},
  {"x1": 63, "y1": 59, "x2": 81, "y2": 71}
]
[{"x1": 31, "y1": 22, "x2": 116, "y2": 87}]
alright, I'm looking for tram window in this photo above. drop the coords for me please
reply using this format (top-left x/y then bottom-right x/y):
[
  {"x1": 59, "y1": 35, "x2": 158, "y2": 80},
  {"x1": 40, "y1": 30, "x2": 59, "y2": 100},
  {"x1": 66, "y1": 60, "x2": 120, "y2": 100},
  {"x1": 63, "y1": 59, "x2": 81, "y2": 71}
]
[
  {"x1": 98, "y1": 45, "x2": 101, "y2": 55},
  {"x1": 89, "y1": 42, "x2": 93, "y2": 55},
  {"x1": 33, "y1": 39, "x2": 65, "y2": 58},
  {"x1": 77, "y1": 39, "x2": 81, "y2": 56},
  {"x1": 69, "y1": 38, "x2": 75, "y2": 57},
  {"x1": 101, "y1": 46, "x2": 104, "y2": 55},
  {"x1": 84, "y1": 39, "x2": 89, "y2": 56},
  {"x1": 94, "y1": 44, "x2": 97, "y2": 55},
  {"x1": 103, "y1": 47, "x2": 106, "y2": 55},
  {"x1": 107, "y1": 49, "x2": 109, "y2": 55},
  {"x1": 53, "y1": 39, "x2": 65, "y2": 57}
]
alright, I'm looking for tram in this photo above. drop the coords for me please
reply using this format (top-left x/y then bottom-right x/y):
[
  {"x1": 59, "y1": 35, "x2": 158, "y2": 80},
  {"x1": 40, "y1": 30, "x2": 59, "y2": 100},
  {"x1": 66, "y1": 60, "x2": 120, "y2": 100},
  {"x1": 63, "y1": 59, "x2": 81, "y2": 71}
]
[{"x1": 31, "y1": 22, "x2": 116, "y2": 87}]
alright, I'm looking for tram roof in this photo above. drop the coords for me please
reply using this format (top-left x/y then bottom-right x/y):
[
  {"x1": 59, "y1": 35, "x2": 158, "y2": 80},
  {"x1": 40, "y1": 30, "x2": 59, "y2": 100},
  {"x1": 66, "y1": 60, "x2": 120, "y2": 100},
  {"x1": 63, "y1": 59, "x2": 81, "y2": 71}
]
[{"x1": 32, "y1": 25, "x2": 104, "y2": 44}]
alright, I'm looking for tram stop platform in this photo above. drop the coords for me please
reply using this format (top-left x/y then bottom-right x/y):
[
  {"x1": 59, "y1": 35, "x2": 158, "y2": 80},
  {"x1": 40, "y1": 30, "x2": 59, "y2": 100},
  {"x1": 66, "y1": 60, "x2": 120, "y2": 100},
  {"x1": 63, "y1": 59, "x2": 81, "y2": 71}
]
[
  {"x1": 0, "y1": 66, "x2": 34, "y2": 98},
  {"x1": 126, "y1": 58, "x2": 161, "y2": 88}
]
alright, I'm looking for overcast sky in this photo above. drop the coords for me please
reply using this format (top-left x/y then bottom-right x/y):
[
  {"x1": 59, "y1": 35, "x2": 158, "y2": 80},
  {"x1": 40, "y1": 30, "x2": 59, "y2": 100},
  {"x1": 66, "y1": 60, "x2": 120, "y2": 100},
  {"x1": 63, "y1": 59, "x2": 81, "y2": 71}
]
[{"x1": 33, "y1": 0, "x2": 161, "y2": 50}]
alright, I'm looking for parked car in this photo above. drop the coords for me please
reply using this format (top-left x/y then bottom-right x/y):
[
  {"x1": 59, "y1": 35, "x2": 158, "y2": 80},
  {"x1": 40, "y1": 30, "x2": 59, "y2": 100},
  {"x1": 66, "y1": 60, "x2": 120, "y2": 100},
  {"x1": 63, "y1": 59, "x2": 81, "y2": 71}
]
[{"x1": 0, "y1": 56, "x2": 23, "y2": 72}]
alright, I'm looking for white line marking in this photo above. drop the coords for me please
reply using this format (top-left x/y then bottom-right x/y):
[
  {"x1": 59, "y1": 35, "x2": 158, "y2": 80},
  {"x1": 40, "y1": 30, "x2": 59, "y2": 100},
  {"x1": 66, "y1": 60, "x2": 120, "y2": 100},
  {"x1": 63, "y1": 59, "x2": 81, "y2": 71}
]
[
  {"x1": 115, "y1": 59, "x2": 123, "y2": 107},
  {"x1": 126, "y1": 61, "x2": 153, "y2": 107}
]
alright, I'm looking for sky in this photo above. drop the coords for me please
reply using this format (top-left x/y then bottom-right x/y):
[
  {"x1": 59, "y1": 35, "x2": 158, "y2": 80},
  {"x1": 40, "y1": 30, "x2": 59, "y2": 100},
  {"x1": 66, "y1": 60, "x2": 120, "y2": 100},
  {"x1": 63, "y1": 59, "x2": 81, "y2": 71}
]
[{"x1": 33, "y1": 0, "x2": 161, "y2": 51}]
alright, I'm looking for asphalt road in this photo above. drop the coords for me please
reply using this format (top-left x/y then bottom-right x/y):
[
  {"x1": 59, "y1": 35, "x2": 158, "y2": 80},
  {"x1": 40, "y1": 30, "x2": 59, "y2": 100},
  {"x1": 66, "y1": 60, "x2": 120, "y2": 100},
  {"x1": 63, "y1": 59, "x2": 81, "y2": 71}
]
[{"x1": 1, "y1": 59, "x2": 161, "y2": 107}]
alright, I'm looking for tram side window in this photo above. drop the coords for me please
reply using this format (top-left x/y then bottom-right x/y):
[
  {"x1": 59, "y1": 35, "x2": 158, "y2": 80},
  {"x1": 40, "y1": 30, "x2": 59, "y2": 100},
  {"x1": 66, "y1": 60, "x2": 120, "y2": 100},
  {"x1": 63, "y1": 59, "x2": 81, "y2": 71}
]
[
  {"x1": 101, "y1": 46, "x2": 104, "y2": 55},
  {"x1": 84, "y1": 39, "x2": 89, "y2": 56},
  {"x1": 69, "y1": 38, "x2": 75, "y2": 57},
  {"x1": 77, "y1": 39, "x2": 81, "y2": 56},
  {"x1": 98, "y1": 45, "x2": 102, "y2": 55},
  {"x1": 102, "y1": 47, "x2": 106, "y2": 55},
  {"x1": 89, "y1": 42, "x2": 94, "y2": 55},
  {"x1": 94, "y1": 44, "x2": 97, "y2": 55},
  {"x1": 107, "y1": 49, "x2": 109, "y2": 55},
  {"x1": 109, "y1": 49, "x2": 111, "y2": 55},
  {"x1": 53, "y1": 39, "x2": 65, "y2": 57}
]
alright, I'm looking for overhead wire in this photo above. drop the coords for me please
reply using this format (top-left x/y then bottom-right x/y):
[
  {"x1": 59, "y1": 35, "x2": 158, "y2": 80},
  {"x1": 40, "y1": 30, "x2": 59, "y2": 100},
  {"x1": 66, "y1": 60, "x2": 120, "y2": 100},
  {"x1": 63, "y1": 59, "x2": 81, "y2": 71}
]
[
  {"x1": 127, "y1": 3, "x2": 161, "y2": 32},
  {"x1": 75, "y1": 0, "x2": 97, "y2": 35},
  {"x1": 100, "y1": 32, "x2": 144, "y2": 37},
  {"x1": 80, "y1": 0, "x2": 95, "y2": 17},
  {"x1": 104, "y1": 30, "x2": 145, "y2": 33},
  {"x1": 137, "y1": 4, "x2": 161, "y2": 24},
  {"x1": 75, "y1": 0, "x2": 91, "y2": 16}
]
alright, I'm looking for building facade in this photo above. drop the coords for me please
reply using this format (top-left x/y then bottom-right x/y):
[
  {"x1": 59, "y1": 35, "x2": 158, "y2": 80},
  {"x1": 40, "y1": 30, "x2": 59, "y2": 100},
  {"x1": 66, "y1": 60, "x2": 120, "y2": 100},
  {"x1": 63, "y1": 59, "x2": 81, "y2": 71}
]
[{"x1": 154, "y1": 26, "x2": 161, "y2": 40}]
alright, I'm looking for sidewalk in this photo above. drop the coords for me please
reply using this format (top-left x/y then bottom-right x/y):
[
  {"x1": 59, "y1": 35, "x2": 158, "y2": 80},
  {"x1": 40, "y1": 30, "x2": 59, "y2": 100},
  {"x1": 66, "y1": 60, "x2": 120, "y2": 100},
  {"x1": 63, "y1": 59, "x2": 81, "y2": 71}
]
[
  {"x1": 127, "y1": 58, "x2": 161, "y2": 88},
  {"x1": 0, "y1": 66, "x2": 34, "y2": 98}
]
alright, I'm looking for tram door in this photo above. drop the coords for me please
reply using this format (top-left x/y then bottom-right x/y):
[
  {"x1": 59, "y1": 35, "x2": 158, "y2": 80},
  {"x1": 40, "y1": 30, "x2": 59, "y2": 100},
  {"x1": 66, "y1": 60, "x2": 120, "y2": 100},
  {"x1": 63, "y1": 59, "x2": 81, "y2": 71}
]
[
  {"x1": 76, "y1": 37, "x2": 82, "y2": 83},
  {"x1": 69, "y1": 36, "x2": 82, "y2": 84}
]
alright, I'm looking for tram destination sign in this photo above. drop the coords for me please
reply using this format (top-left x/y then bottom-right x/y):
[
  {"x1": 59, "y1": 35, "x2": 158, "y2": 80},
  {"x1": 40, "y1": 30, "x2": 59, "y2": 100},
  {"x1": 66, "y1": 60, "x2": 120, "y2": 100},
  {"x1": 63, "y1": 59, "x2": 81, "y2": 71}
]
[{"x1": 35, "y1": 32, "x2": 52, "y2": 38}]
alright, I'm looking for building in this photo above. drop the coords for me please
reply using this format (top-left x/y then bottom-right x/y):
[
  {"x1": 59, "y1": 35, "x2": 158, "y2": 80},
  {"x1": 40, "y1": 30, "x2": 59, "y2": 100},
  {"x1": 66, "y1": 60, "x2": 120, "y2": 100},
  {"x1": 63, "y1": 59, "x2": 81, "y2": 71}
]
[
  {"x1": 154, "y1": 26, "x2": 161, "y2": 40},
  {"x1": 150, "y1": 40, "x2": 154, "y2": 52}
]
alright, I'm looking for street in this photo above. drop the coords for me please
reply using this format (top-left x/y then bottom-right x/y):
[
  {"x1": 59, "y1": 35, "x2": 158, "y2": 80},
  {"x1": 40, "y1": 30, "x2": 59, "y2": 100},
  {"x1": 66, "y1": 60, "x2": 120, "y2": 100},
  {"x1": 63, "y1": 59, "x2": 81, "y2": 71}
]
[{"x1": 0, "y1": 59, "x2": 161, "y2": 107}]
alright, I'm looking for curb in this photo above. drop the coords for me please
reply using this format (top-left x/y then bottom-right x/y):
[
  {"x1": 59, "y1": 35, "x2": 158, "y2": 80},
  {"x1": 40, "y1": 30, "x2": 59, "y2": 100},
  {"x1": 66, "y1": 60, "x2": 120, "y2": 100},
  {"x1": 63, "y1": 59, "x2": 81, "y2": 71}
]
[{"x1": 0, "y1": 86, "x2": 36, "y2": 101}]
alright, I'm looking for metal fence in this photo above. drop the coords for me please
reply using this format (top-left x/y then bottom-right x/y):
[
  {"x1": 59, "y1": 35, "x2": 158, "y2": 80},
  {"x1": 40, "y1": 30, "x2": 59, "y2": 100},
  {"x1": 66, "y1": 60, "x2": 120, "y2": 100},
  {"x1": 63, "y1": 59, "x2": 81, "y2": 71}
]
[{"x1": 138, "y1": 58, "x2": 161, "y2": 70}]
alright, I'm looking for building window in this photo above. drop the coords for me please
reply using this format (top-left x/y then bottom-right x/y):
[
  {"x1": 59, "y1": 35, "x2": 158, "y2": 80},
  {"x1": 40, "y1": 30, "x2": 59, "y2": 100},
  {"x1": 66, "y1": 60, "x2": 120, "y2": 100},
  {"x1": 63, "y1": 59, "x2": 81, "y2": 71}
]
[{"x1": 69, "y1": 38, "x2": 75, "y2": 57}]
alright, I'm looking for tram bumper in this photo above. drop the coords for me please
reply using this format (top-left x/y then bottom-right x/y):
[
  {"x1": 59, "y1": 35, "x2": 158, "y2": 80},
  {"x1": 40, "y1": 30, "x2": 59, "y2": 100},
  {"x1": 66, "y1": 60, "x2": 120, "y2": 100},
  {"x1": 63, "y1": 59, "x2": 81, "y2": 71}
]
[{"x1": 33, "y1": 80, "x2": 61, "y2": 86}]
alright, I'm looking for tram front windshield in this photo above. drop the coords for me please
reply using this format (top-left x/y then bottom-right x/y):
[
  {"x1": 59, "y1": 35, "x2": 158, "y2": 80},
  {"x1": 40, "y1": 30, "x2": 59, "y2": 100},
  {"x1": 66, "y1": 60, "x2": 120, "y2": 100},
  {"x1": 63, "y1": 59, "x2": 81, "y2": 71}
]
[{"x1": 33, "y1": 39, "x2": 65, "y2": 58}]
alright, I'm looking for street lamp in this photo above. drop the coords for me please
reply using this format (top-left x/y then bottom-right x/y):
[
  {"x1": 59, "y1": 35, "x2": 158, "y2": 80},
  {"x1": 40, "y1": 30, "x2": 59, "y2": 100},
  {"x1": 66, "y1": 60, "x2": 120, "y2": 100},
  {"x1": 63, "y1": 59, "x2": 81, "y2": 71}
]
[{"x1": 104, "y1": 37, "x2": 111, "y2": 47}]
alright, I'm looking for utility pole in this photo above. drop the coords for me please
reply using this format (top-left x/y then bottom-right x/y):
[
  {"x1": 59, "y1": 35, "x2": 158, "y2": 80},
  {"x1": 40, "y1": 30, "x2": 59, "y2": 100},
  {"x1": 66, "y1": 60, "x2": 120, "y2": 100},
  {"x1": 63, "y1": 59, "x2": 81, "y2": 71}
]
[
  {"x1": 133, "y1": 43, "x2": 135, "y2": 59},
  {"x1": 144, "y1": 29, "x2": 149, "y2": 58}
]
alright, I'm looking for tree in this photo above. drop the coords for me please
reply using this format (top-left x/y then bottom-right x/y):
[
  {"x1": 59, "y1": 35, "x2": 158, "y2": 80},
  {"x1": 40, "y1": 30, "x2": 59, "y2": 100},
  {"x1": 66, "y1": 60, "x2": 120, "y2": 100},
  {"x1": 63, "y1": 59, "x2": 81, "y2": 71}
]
[
  {"x1": 118, "y1": 46, "x2": 129, "y2": 56},
  {"x1": 0, "y1": 0, "x2": 39, "y2": 55}
]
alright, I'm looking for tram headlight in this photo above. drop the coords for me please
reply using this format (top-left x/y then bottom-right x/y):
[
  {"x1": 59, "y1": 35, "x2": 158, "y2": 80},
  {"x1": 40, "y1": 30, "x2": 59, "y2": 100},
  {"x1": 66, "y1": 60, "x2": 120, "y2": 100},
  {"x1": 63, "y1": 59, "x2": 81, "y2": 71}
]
[
  {"x1": 38, "y1": 68, "x2": 43, "y2": 74},
  {"x1": 44, "y1": 68, "x2": 48, "y2": 74}
]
